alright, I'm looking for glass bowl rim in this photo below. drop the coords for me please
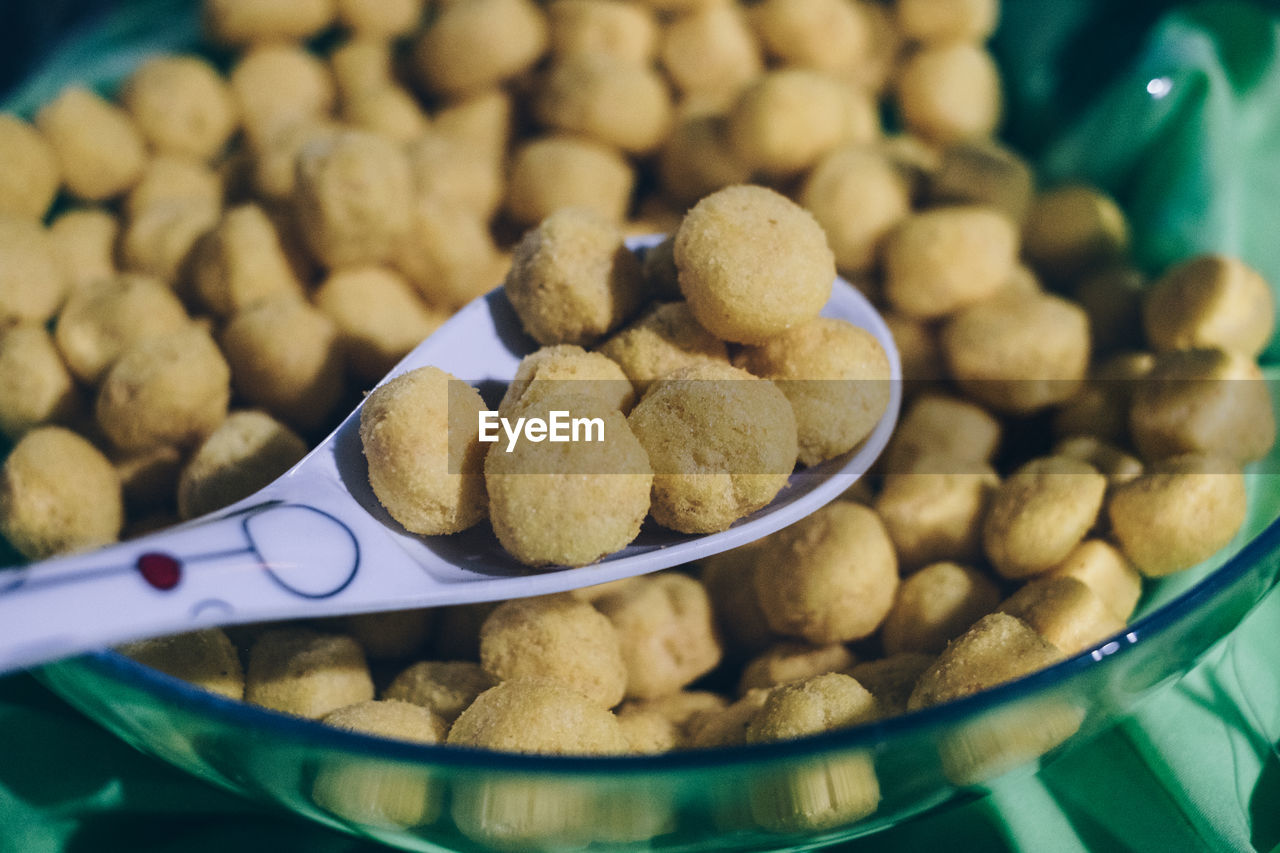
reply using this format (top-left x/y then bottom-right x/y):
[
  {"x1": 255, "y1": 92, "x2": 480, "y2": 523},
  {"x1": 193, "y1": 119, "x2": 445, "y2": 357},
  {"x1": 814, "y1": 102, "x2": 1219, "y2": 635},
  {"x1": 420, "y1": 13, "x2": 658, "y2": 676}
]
[{"x1": 50, "y1": 507, "x2": 1280, "y2": 776}]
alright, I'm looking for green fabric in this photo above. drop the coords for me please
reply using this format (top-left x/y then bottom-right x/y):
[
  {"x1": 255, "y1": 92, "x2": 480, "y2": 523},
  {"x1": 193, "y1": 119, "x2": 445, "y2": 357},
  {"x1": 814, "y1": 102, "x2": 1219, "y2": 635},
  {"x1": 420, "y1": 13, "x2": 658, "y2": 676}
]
[{"x1": 6, "y1": 1, "x2": 1280, "y2": 850}]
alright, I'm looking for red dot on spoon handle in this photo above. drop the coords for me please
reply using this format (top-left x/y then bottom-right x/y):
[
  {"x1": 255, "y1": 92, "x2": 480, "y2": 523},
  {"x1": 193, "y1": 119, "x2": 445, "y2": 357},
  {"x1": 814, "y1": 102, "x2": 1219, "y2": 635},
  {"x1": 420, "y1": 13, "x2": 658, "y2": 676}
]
[{"x1": 136, "y1": 553, "x2": 182, "y2": 591}]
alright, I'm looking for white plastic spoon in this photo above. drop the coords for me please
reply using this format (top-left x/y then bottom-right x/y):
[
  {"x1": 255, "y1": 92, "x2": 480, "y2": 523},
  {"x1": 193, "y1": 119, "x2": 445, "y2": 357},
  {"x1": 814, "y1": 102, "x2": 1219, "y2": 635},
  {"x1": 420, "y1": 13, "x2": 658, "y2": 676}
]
[{"x1": 0, "y1": 237, "x2": 901, "y2": 674}]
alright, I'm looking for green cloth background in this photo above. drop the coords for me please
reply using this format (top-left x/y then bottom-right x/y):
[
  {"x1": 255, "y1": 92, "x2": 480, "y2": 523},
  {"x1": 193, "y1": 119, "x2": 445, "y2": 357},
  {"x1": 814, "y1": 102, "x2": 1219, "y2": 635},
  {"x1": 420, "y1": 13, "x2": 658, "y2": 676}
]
[{"x1": 5, "y1": 1, "x2": 1280, "y2": 850}]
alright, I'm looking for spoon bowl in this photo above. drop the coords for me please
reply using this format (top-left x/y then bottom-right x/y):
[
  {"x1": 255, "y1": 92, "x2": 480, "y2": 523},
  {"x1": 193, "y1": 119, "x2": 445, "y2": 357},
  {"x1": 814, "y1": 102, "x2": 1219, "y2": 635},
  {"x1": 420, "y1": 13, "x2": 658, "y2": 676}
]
[{"x1": 0, "y1": 237, "x2": 901, "y2": 674}]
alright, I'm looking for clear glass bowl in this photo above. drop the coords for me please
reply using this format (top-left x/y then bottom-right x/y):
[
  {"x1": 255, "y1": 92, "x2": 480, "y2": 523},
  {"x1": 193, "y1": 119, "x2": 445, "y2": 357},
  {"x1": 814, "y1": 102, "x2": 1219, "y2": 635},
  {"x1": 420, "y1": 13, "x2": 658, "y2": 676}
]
[{"x1": 11, "y1": 1, "x2": 1280, "y2": 850}]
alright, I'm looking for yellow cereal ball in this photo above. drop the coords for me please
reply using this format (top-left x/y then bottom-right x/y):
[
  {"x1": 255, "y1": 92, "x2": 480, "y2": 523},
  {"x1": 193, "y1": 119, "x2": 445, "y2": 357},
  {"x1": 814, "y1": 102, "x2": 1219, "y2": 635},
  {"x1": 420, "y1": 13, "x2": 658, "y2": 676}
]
[
  {"x1": 908, "y1": 613, "x2": 1064, "y2": 710},
  {"x1": 96, "y1": 325, "x2": 231, "y2": 452},
  {"x1": 177, "y1": 410, "x2": 308, "y2": 519},
  {"x1": 359, "y1": 366, "x2": 488, "y2": 536},
  {"x1": 230, "y1": 45, "x2": 336, "y2": 146},
  {"x1": 735, "y1": 318, "x2": 892, "y2": 466},
  {"x1": 882, "y1": 206, "x2": 1017, "y2": 319},
  {"x1": 535, "y1": 55, "x2": 673, "y2": 155},
  {"x1": 628, "y1": 362, "x2": 797, "y2": 533},
  {"x1": 504, "y1": 207, "x2": 646, "y2": 346},
  {"x1": 314, "y1": 266, "x2": 446, "y2": 383},
  {"x1": 874, "y1": 456, "x2": 998, "y2": 570},
  {"x1": 480, "y1": 594, "x2": 628, "y2": 707},
  {"x1": 323, "y1": 698, "x2": 446, "y2": 742},
  {"x1": 801, "y1": 145, "x2": 912, "y2": 275},
  {"x1": 1047, "y1": 539, "x2": 1143, "y2": 621},
  {"x1": 0, "y1": 216, "x2": 66, "y2": 325},
  {"x1": 750, "y1": 0, "x2": 873, "y2": 75},
  {"x1": 1107, "y1": 453, "x2": 1247, "y2": 577},
  {"x1": 1129, "y1": 347, "x2": 1275, "y2": 464},
  {"x1": 594, "y1": 572, "x2": 722, "y2": 699},
  {"x1": 0, "y1": 115, "x2": 60, "y2": 220},
  {"x1": 335, "y1": 0, "x2": 423, "y2": 37},
  {"x1": 448, "y1": 679, "x2": 628, "y2": 754},
  {"x1": 896, "y1": 43, "x2": 1001, "y2": 144},
  {"x1": 1143, "y1": 255, "x2": 1274, "y2": 359},
  {"x1": 49, "y1": 208, "x2": 118, "y2": 291},
  {"x1": 983, "y1": 456, "x2": 1107, "y2": 580},
  {"x1": 618, "y1": 690, "x2": 727, "y2": 743},
  {"x1": 499, "y1": 345, "x2": 635, "y2": 418},
  {"x1": 0, "y1": 426, "x2": 123, "y2": 559},
  {"x1": 615, "y1": 704, "x2": 680, "y2": 753},
  {"x1": 245, "y1": 628, "x2": 374, "y2": 719},
  {"x1": 118, "y1": 629, "x2": 244, "y2": 700},
  {"x1": 507, "y1": 135, "x2": 635, "y2": 227},
  {"x1": 896, "y1": 0, "x2": 999, "y2": 43},
  {"x1": 660, "y1": 4, "x2": 763, "y2": 108},
  {"x1": 929, "y1": 139, "x2": 1034, "y2": 224},
  {"x1": 118, "y1": 200, "x2": 220, "y2": 285},
  {"x1": 433, "y1": 90, "x2": 514, "y2": 169},
  {"x1": 738, "y1": 641, "x2": 856, "y2": 694},
  {"x1": 407, "y1": 133, "x2": 504, "y2": 222},
  {"x1": 1022, "y1": 185, "x2": 1129, "y2": 281},
  {"x1": 485, "y1": 394, "x2": 653, "y2": 566},
  {"x1": 384, "y1": 661, "x2": 497, "y2": 722},
  {"x1": 36, "y1": 86, "x2": 146, "y2": 202},
  {"x1": 997, "y1": 576, "x2": 1126, "y2": 656},
  {"x1": 744, "y1": 674, "x2": 880, "y2": 829},
  {"x1": 548, "y1": 0, "x2": 658, "y2": 63},
  {"x1": 674, "y1": 185, "x2": 834, "y2": 344},
  {"x1": 727, "y1": 70, "x2": 877, "y2": 179},
  {"x1": 941, "y1": 291, "x2": 1091, "y2": 414},
  {"x1": 124, "y1": 155, "x2": 224, "y2": 221},
  {"x1": 657, "y1": 113, "x2": 753, "y2": 208},
  {"x1": 883, "y1": 394, "x2": 1000, "y2": 472},
  {"x1": 120, "y1": 56, "x2": 238, "y2": 161},
  {"x1": 0, "y1": 324, "x2": 80, "y2": 441},
  {"x1": 747, "y1": 672, "x2": 877, "y2": 743},
  {"x1": 881, "y1": 561, "x2": 1001, "y2": 655},
  {"x1": 54, "y1": 274, "x2": 189, "y2": 385},
  {"x1": 329, "y1": 38, "x2": 394, "y2": 99},
  {"x1": 847, "y1": 653, "x2": 936, "y2": 718},
  {"x1": 190, "y1": 205, "x2": 303, "y2": 319},
  {"x1": 413, "y1": 0, "x2": 549, "y2": 97},
  {"x1": 393, "y1": 198, "x2": 505, "y2": 310},
  {"x1": 341, "y1": 86, "x2": 430, "y2": 144},
  {"x1": 204, "y1": 0, "x2": 337, "y2": 46},
  {"x1": 313, "y1": 698, "x2": 444, "y2": 828},
  {"x1": 597, "y1": 302, "x2": 728, "y2": 395},
  {"x1": 754, "y1": 502, "x2": 898, "y2": 644},
  {"x1": 293, "y1": 130, "x2": 414, "y2": 269}
]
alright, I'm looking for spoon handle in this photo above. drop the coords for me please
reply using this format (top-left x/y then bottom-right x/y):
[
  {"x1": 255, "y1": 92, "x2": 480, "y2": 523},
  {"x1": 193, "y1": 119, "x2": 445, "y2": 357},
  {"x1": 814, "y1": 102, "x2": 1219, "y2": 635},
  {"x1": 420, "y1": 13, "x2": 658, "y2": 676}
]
[{"x1": 0, "y1": 475, "x2": 431, "y2": 675}]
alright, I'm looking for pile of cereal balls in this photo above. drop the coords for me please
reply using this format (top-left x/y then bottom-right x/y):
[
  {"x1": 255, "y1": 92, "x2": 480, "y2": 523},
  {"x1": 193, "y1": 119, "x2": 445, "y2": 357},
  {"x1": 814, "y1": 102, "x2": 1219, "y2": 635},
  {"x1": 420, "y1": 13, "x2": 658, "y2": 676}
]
[
  {"x1": 0, "y1": 0, "x2": 1275, "y2": 835},
  {"x1": 361, "y1": 185, "x2": 893, "y2": 567}
]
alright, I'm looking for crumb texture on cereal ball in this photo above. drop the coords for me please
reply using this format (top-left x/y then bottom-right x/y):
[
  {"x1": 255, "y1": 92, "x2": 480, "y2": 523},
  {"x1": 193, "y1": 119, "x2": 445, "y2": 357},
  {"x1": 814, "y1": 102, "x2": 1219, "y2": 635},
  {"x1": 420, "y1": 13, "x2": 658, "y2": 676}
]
[
  {"x1": 504, "y1": 207, "x2": 647, "y2": 347},
  {"x1": 627, "y1": 361, "x2": 797, "y2": 534},
  {"x1": 485, "y1": 395, "x2": 652, "y2": 566},
  {"x1": 753, "y1": 501, "x2": 898, "y2": 644},
  {"x1": 447, "y1": 678, "x2": 628, "y2": 755},
  {"x1": 479, "y1": 593, "x2": 628, "y2": 707},
  {"x1": 359, "y1": 366, "x2": 488, "y2": 536},
  {"x1": 322, "y1": 698, "x2": 448, "y2": 744},
  {"x1": 0, "y1": 427, "x2": 123, "y2": 559},
  {"x1": 245, "y1": 628, "x2": 374, "y2": 719},
  {"x1": 118, "y1": 628, "x2": 244, "y2": 700},
  {"x1": 498, "y1": 345, "x2": 636, "y2": 418},
  {"x1": 734, "y1": 317, "x2": 892, "y2": 466},
  {"x1": 384, "y1": 660, "x2": 497, "y2": 722},
  {"x1": 177, "y1": 410, "x2": 308, "y2": 520},
  {"x1": 674, "y1": 184, "x2": 835, "y2": 344}
]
